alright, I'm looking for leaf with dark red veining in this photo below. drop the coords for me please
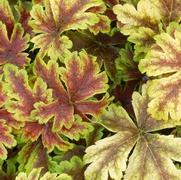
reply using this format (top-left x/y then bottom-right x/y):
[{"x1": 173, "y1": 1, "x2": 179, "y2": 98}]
[
  {"x1": 113, "y1": 0, "x2": 181, "y2": 55},
  {"x1": 29, "y1": 0, "x2": 104, "y2": 59},
  {"x1": 84, "y1": 85, "x2": 181, "y2": 180},
  {"x1": 33, "y1": 51, "x2": 108, "y2": 131},
  {"x1": 3, "y1": 64, "x2": 52, "y2": 122},
  {"x1": 23, "y1": 122, "x2": 72, "y2": 152},
  {"x1": 139, "y1": 24, "x2": 181, "y2": 122},
  {"x1": 0, "y1": 22, "x2": 29, "y2": 67}
]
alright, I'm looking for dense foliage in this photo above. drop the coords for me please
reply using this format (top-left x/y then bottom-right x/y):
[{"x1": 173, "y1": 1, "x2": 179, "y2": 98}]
[{"x1": 0, "y1": 0, "x2": 181, "y2": 179}]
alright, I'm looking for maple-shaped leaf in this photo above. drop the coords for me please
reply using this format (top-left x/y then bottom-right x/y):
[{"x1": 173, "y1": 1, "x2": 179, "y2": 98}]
[
  {"x1": 18, "y1": 140, "x2": 48, "y2": 174},
  {"x1": 0, "y1": 22, "x2": 30, "y2": 67},
  {"x1": 22, "y1": 115, "x2": 92, "y2": 152},
  {"x1": 3, "y1": 63, "x2": 52, "y2": 122},
  {"x1": 139, "y1": 24, "x2": 181, "y2": 121},
  {"x1": 29, "y1": 0, "x2": 104, "y2": 59},
  {"x1": 22, "y1": 121, "x2": 72, "y2": 152},
  {"x1": 113, "y1": 0, "x2": 181, "y2": 57},
  {"x1": 33, "y1": 51, "x2": 108, "y2": 131},
  {"x1": 0, "y1": 119, "x2": 16, "y2": 160},
  {"x1": 15, "y1": 168, "x2": 71, "y2": 180},
  {"x1": 84, "y1": 85, "x2": 181, "y2": 180}
]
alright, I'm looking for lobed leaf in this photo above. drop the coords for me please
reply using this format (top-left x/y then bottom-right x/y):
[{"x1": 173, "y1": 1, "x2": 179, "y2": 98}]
[
  {"x1": 84, "y1": 85, "x2": 181, "y2": 180},
  {"x1": 139, "y1": 24, "x2": 181, "y2": 122},
  {"x1": 113, "y1": 0, "x2": 181, "y2": 57},
  {"x1": 22, "y1": 122, "x2": 73, "y2": 152},
  {"x1": 29, "y1": 0, "x2": 105, "y2": 59},
  {"x1": 3, "y1": 64, "x2": 52, "y2": 122},
  {"x1": 33, "y1": 51, "x2": 108, "y2": 131}
]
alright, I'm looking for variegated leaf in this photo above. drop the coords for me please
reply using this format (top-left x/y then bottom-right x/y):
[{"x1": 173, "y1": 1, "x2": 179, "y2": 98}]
[{"x1": 84, "y1": 86, "x2": 181, "y2": 180}]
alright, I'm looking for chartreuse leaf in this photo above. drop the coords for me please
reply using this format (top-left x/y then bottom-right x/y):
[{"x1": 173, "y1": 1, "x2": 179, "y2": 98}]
[
  {"x1": 33, "y1": 51, "x2": 108, "y2": 131},
  {"x1": 84, "y1": 85, "x2": 181, "y2": 180},
  {"x1": 15, "y1": 168, "x2": 71, "y2": 180},
  {"x1": 0, "y1": 22, "x2": 30, "y2": 67},
  {"x1": 29, "y1": 0, "x2": 105, "y2": 59},
  {"x1": 139, "y1": 24, "x2": 181, "y2": 122},
  {"x1": 50, "y1": 156, "x2": 85, "y2": 179},
  {"x1": 113, "y1": 0, "x2": 181, "y2": 58}
]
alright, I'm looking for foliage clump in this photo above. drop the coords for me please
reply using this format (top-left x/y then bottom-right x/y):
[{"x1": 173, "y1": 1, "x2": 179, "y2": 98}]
[{"x1": 0, "y1": 0, "x2": 181, "y2": 179}]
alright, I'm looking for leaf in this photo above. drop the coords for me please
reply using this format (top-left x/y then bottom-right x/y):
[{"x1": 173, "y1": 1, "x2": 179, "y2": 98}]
[
  {"x1": 29, "y1": 0, "x2": 104, "y2": 59},
  {"x1": 15, "y1": 168, "x2": 72, "y2": 180},
  {"x1": 150, "y1": 0, "x2": 181, "y2": 26},
  {"x1": 84, "y1": 85, "x2": 181, "y2": 180},
  {"x1": 22, "y1": 122, "x2": 73, "y2": 152},
  {"x1": 68, "y1": 30, "x2": 126, "y2": 80},
  {"x1": 139, "y1": 24, "x2": 181, "y2": 76},
  {"x1": 18, "y1": 140, "x2": 48, "y2": 174},
  {"x1": 33, "y1": 51, "x2": 108, "y2": 131},
  {"x1": 139, "y1": 24, "x2": 181, "y2": 122},
  {"x1": 0, "y1": 109, "x2": 23, "y2": 129},
  {"x1": 3, "y1": 64, "x2": 52, "y2": 122},
  {"x1": 115, "y1": 43, "x2": 142, "y2": 82},
  {"x1": 0, "y1": 22, "x2": 30, "y2": 67},
  {"x1": 54, "y1": 156, "x2": 85, "y2": 180},
  {"x1": 0, "y1": 119, "x2": 16, "y2": 160},
  {"x1": 88, "y1": 4, "x2": 111, "y2": 34},
  {"x1": 113, "y1": 0, "x2": 181, "y2": 57}
]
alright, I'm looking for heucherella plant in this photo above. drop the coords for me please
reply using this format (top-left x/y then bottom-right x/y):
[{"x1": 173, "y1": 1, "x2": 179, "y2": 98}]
[{"x1": 0, "y1": 0, "x2": 181, "y2": 179}]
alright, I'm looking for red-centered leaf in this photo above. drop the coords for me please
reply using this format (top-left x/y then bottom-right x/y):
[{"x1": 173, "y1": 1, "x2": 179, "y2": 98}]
[
  {"x1": 3, "y1": 64, "x2": 52, "y2": 122},
  {"x1": 23, "y1": 122, "x2": 72, "y2": 152},
  {"x1": 0, "y1": 22, "x2": 30, "y2": 67},
  {"x1": 18, "y1": 140, "x2": 48, "y2": 174},
  {"x1": 0, "y1": 0, "x2": 14, "y2": 36},
  {"x1": 33, "y1": 51, "x2": 108, "y2": 131},
  {"x1": 0, "y1": 119, "x2": 16, "y2": 160},
  {"x1": 29, "y1": 0, "x2": 103, "y2": 59}
]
